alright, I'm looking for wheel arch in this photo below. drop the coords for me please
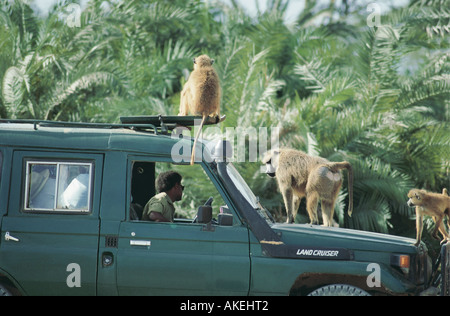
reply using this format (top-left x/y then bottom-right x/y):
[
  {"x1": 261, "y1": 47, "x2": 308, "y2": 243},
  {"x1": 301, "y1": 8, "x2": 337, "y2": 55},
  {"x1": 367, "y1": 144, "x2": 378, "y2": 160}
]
[
  {"x1": 0, "y1": 270, "x2": 24, "y2": 296},
  {"x1": 289, "y1": 272, "x2": 393, "y2": 296}
]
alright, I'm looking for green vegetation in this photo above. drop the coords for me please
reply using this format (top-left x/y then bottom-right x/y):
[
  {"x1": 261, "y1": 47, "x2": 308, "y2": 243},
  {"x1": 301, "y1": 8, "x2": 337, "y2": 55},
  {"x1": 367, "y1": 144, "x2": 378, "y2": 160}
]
[{"x1": 1, "y1": 0, "x2": 448, "y2": 244}]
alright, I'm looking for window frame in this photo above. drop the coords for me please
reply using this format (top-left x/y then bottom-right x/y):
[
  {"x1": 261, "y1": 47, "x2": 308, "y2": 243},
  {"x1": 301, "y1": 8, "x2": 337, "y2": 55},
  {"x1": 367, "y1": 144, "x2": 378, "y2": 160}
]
[
  {"x1": 0, "y1": 151, "x2": 2, "y2": 184},
  {"x1": 24, "y1": 160, "x2": 94, "y2": 214}
]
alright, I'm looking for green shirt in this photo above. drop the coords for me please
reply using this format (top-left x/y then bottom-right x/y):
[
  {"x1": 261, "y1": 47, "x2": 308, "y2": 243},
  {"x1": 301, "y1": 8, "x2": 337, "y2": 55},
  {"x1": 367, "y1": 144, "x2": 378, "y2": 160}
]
[{"x1": 142, "y1": 192, "x2": 175, "y2": 222}]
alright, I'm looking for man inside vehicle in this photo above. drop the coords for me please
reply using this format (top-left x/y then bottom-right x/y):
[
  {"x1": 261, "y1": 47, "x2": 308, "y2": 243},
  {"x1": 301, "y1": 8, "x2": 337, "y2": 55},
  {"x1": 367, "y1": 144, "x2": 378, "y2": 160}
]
[{"x1": 141, "y1": 171, "x2": 184, "y2": 222}]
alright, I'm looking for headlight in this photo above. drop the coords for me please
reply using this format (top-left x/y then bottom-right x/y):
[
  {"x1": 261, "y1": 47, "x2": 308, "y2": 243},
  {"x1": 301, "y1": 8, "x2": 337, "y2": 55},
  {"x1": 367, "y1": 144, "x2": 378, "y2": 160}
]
[
  {"x1": 391, "y1": 250, "x2": 432, "y2": 285},
  {"x1": 391, "y1": 254, "x2": 410, "y2": 276}
]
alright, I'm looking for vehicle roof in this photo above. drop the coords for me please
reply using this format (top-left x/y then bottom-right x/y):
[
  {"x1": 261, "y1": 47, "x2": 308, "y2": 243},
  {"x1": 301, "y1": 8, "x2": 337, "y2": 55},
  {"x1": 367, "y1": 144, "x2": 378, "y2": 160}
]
[{"x1": 0, "y1": 120, "x2": 195, "y2": 157}]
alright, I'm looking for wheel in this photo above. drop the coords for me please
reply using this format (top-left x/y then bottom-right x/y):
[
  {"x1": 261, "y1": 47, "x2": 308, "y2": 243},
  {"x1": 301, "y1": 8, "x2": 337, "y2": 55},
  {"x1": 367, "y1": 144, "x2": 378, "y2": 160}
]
[
  {"x1": 0, "y1": 283, "x2": 12, "y2": 296},
  {"x1": 307, "y1": 284, "x2": 370, "y2": 296}
]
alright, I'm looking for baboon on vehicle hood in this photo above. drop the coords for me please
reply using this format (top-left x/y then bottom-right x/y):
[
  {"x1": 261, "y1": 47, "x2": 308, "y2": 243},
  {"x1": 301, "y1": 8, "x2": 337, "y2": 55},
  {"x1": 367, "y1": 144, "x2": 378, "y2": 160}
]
[{"x1": 262, "y1": 148, "x2": 353, "y2": 225}]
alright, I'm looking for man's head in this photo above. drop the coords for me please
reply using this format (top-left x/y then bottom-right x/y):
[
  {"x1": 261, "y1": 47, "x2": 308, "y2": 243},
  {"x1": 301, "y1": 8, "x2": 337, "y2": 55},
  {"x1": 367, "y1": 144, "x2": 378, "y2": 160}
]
[{"x1": 156, "y1": 171, "x2": 183, "y2": 202}]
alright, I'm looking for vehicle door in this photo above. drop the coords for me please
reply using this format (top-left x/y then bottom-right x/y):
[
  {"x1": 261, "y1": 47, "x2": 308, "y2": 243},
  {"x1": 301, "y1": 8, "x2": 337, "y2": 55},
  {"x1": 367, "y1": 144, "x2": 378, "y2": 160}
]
[
  {"x1": 0, "y1": 150, "x2": 103, "y2": 295},
  {"x1": 115, "y1": 157, "x2": 251, "y2": 295},
  {"x1": 0, "y1": 149, "x2": 4, "y2": 216},
  {"x1": 0, "y1": 149, "x2": 5, "y2": 220}
]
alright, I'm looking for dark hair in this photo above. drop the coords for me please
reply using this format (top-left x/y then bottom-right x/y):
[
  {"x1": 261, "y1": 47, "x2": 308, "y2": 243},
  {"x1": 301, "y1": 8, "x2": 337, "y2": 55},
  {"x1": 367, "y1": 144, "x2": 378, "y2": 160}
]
[{"x1": 156, "y1": 171, "x2": 182, "y2": 193}]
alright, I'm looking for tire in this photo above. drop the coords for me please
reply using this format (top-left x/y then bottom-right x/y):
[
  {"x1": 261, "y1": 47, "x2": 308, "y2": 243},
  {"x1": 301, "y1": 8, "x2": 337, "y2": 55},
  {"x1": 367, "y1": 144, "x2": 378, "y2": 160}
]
[
  {"x1": 0, "y1": 283, "x2": 12, "y2": 296},
  {"x1": 307, "y1": 284, "x2": 370, "y2": 296}
]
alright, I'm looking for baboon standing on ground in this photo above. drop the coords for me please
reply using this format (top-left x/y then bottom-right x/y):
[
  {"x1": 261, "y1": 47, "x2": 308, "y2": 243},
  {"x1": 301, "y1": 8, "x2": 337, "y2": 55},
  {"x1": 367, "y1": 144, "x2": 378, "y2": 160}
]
[
  {"x1": 178, "y1": 55, "x2": 221, "y2": 165},
  {"x1": 263, "y1": 148, "x2": 353, "y2": 225},
  {"x1": 407, "y1": 188, "x2": 450, "y2": 246}
]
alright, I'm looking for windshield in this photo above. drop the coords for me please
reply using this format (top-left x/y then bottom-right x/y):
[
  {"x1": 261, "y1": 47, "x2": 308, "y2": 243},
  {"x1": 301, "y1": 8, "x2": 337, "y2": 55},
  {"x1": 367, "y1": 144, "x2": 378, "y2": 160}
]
[
  {"x1": 226, "y1": 164, "x2": 258, "y2": 209},
  {"x1": 221, "y1": 163, "x2": 275, "y2": 224}
]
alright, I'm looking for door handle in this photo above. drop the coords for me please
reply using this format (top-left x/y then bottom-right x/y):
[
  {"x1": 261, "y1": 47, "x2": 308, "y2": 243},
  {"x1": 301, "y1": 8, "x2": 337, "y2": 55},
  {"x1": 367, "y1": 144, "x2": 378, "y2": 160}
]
[
  {"x1": 130, "y1": 240, "x2": 151, "y2": 247},
  {"x1": 5, "y1": 232, "x2": 19, "y2": 242}
]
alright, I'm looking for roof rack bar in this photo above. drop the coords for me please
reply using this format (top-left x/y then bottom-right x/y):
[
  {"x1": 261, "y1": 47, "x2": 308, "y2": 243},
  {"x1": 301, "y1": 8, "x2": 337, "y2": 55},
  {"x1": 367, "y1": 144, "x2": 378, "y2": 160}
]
[
  {"x1": 120, "y1": 114, "x2": 226, "y2": 127},
  {"x1": 0, "y1": 119, "x2": 160, "y2": 135},
  {"x1": 1, "y1": 114, "x2": 226, "y2": 135}
]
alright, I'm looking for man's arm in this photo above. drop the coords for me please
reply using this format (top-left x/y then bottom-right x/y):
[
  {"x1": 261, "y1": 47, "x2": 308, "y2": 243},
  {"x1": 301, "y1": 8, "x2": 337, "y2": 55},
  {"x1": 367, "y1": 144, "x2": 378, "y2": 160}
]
[{"x1": 149, "y1": 211, "x2": 170, "y2": 222}]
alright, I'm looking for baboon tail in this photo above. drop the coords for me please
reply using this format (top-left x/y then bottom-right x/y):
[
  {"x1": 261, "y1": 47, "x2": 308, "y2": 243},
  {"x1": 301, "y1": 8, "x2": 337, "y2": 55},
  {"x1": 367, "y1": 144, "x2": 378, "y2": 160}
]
[
  {"x1": 328, "y1": 161, "x2": 353, "y2": 217},
  {"x1": 190, "y1": 115, "x2": 207, "y2": 165}
]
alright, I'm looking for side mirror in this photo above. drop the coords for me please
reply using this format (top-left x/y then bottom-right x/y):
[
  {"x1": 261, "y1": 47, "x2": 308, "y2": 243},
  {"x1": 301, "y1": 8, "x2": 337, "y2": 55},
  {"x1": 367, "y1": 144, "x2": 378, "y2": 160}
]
[{"x1": 197, "y1": 205, "x2": 212, "y2": 224}]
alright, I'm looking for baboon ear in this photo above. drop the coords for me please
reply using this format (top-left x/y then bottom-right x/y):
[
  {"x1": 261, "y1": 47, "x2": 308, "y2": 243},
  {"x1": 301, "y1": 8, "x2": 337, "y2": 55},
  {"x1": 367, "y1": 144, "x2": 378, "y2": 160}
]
[
  {"x1": 193, "y1": 58, "x2": 196, "y2": 64},
  {"x1": 211, "y1": 59, "x2": 215, "y2": 65}
]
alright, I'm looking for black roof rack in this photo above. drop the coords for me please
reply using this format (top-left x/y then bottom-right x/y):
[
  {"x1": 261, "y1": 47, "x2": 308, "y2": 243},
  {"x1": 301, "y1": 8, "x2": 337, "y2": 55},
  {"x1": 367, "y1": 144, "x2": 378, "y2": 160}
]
[
  {"x1": 120, "y1": 114, "x2": 226, "y2": 134},
  {"x1": 0, "y1": 115, "x2": 226, "y2": 135},
  {"x1": 0, "y1": 119, "x2": 158, "y2": 134}
]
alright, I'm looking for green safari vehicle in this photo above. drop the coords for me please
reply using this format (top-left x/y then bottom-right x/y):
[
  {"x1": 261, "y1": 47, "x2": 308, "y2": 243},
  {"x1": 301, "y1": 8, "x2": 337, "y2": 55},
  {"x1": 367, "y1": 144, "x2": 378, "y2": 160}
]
[{"x1": 0, "y1": 117, "x2": 449, "y2": 296}]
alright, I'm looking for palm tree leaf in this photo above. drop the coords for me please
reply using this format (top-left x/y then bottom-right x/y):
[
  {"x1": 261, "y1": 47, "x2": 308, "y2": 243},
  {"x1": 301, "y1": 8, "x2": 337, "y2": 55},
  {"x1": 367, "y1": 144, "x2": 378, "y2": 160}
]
[
  {"x1": 2, "y1": 66, "x2": 24, "y2": 118},
  {"x1": 44, "y1": 71, "x2": 118, "y2": 120}
]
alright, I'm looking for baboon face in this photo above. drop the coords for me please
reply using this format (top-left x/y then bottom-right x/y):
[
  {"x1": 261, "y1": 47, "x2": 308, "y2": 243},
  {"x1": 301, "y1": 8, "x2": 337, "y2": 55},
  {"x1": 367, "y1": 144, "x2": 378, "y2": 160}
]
[
  {"x1": 407, "y1": 189, "x2": 423, "y2": 207},
  {"x1": 265, "y1": 160, "x2": 276, "y2": 178},
  {"x1": 193, "y1": 55, "x2": 214, "y2": 70},
  {"x1": 262, "y1": 150, "x2": 279, "y2": 178}
]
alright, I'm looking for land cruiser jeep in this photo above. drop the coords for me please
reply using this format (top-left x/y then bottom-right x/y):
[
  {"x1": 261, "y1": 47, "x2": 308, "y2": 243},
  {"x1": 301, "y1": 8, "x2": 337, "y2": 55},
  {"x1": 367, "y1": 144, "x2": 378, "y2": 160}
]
[{"x1": 0, "y1": 117, "x2": 449, "y2": 296}]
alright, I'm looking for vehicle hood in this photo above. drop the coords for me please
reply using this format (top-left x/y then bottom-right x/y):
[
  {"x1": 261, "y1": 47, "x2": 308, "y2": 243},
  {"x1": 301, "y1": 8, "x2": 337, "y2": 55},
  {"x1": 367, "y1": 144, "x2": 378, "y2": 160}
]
[{"x1": 272, "y1": 223, "x2": 418, "y2": 254}]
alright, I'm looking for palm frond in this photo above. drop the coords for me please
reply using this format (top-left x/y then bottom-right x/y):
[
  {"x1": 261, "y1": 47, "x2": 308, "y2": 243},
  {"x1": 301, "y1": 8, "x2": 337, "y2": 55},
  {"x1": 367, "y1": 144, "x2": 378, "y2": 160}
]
[
  {"x1": 348, "y1": 200, "x2": 391, "y2": 233},
  {"x1": 1, "y1": 53, "x2": 36, "y2": 118},
  {"x1": 294, "y1": 54, "x2": 331, "y2": 93},
  {"x1": 397, "y1": 54, "x2": 450, "y2": 110},
  {"x1": 2, "y1": 66, "x2": 25, "y2": 118},
  {"x1": 44, "y1": 71, "x2": 118, "y2": 121}
]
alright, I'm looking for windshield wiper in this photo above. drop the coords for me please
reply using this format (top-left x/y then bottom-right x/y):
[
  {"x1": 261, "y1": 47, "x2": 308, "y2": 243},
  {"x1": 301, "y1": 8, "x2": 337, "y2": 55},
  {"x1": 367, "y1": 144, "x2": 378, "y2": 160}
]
[{"x1": 255, "y1": 196, "x2": 275, "y2": 223}]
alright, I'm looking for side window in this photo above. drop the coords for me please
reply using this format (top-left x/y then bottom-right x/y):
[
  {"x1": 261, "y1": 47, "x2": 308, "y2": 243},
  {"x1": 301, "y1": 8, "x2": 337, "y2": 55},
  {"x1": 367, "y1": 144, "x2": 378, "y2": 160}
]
[
  {"x1": 172, "y1": 164, "x2": 227, "y2": 220},
  {"x1": 129, "y1": 160, "x2": 226, "y2": 222},
  {"x1": 24, "y1": 161, "x2": 93, "y2": 213},
  {"x1": 129, "y1": 161, "x2": 155, "y2": 220}
]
